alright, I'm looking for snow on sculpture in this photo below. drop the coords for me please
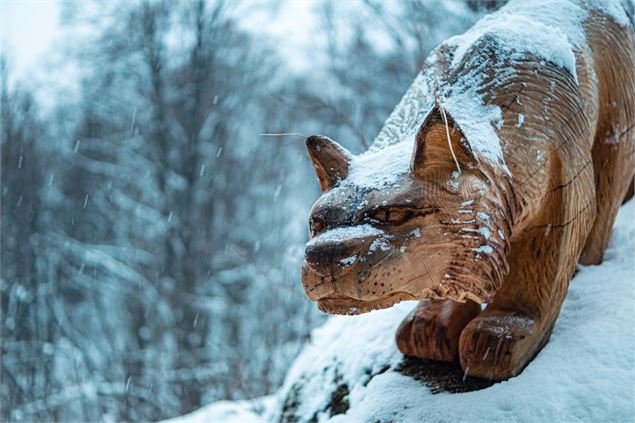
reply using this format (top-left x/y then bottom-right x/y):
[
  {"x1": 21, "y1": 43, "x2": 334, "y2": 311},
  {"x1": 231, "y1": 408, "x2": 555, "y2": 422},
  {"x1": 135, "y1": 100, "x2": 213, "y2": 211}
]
[{"x1": 301, "y1": 0, "x2": 635, "y2": 380}]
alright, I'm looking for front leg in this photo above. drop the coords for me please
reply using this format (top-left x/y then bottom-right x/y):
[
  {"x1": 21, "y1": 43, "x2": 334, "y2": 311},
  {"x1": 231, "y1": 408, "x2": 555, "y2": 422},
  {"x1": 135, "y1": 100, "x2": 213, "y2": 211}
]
[
  {"x1": 396, "y1": 299, "x2": 481, "y2": 362},
  {"x1": 459, "y1": 222, "x2": 585, "y2": 380}
]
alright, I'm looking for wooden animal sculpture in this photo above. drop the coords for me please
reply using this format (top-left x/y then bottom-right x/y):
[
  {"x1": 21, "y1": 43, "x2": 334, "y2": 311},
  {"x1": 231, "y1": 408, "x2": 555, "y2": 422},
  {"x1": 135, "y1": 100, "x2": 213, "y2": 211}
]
[{"x1": 301, "y1": 0, "x2": 635, "y2": 380}]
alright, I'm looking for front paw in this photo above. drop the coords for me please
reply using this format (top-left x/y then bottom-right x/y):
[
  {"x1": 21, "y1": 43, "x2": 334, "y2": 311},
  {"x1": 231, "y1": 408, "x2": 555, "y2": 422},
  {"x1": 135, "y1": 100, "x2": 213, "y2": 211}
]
[
  {"x1": 459, "y1": 310, "x2": 547, "y2": 380},
  {"x1": 396, "y1": 300, "x2": 481, "y2": 362}
]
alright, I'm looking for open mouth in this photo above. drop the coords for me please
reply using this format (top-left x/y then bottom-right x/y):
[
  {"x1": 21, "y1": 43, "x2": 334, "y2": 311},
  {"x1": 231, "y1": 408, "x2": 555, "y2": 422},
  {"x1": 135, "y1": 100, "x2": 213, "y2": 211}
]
[{"x1": 317, "y1": 291, "x2": 418, "y2": 315}]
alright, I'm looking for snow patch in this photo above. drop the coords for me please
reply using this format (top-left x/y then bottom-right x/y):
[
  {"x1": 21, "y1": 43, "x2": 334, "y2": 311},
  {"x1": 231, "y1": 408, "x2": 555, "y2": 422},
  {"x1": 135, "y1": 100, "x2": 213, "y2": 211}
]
[
  {"x1": 462, "y1": 227, "x2": 491, "y2": 240},
  {"x1": 307, "y1": 225, "x2": 384, "y2": 247},
  {"x1": 447, "y1": 169, "x2": 461, "y2": 191},
  {"x1": 442, "y1": 91, "x2": 509, "y2": 173},
  {"x1": 477, "y1": 211, "x2": 491, "y2": 222},
  {"x1": 516, "y1": 113, "x2": 525, "y2": 128},
  {"x1": 446, "y1": 11, "x2": 581, "y2": 82},
  {"x1": 478, "y1": 226, "x2": 492, "y2": 239},
  {"x1": 447, "y1": 0, "x2": 633, "y2": 83},
  {"x1": 473, "y1": 244, "x2": 494, "y2": 255},
  {"x1": 369, "y1": 237, "x2": 391, "y2": 253},
  {"x1": 339, "y1": 255, "x2": 357, "y2": 267}
]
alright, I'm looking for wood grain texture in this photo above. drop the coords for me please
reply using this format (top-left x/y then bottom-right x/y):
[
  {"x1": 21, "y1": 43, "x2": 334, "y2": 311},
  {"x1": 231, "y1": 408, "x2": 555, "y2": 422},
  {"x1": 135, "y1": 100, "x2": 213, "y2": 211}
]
[{"x1": 302, "y1": 9, "x2": 635, "y2": 381}]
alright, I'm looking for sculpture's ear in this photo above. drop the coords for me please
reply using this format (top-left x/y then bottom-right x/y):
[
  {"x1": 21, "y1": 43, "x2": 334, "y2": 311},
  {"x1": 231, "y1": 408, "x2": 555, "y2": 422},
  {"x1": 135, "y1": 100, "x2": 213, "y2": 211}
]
[
  {"x1": 411, "y1": 106, "x2": 477, "y2": 175},
  {"x1": 306, "y1": 135, "x2": 352, "y2": 192}
]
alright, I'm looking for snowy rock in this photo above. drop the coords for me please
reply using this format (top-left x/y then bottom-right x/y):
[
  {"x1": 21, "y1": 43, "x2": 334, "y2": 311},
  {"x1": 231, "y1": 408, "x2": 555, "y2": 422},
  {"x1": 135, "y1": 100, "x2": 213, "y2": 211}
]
[{"x1": 163, "y1": 397, "x2": 275, "y2": 423}]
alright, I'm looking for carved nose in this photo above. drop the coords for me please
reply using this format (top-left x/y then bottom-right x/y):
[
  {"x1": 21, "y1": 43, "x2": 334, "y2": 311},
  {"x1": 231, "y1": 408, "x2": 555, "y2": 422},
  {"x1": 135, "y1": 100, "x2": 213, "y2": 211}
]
[{"x1": 305, "y1": 239, "x2": 360, "y2": 274}]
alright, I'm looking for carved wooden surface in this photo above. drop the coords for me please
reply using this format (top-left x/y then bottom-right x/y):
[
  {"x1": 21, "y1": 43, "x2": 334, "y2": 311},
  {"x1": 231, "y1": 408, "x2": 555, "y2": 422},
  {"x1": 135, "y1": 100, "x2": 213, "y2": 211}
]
[{"x1": 301, "y1": 2, "x2": 635, "y2": 381}]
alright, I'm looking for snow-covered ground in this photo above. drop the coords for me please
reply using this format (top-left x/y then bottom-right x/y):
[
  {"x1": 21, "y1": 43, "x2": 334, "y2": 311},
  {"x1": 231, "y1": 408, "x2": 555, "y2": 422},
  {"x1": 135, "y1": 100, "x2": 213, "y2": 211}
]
[
  {"x1": 163, "y1": 397, "x2": 275, "y2": 423},
  {"x1": 169, "y1": 199, "x2": 634, "y2": 422}
]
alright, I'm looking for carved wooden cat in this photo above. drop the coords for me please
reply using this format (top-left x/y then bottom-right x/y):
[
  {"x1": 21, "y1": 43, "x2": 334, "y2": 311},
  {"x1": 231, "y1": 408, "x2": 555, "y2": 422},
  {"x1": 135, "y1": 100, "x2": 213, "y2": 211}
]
[{"x1": 301, "y1": 0, "x2": 634, "y2": 380}]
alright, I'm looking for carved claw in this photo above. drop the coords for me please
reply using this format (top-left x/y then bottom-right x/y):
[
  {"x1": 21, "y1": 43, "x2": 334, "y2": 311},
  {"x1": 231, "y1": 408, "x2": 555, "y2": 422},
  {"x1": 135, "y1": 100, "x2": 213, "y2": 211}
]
[
  {"x1": 396, "y1": 299, "x2": 481, "y2": 362},
  {"x1": 459, "y1": 310, "x2": 550, "y2": 380}
]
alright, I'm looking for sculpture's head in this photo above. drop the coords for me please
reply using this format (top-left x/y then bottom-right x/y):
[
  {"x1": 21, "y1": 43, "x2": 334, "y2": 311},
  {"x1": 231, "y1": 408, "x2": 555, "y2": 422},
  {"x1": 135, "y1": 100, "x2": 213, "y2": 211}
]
[{"x1": 302, "y1": 106, "x2": 511, "y2": 315}]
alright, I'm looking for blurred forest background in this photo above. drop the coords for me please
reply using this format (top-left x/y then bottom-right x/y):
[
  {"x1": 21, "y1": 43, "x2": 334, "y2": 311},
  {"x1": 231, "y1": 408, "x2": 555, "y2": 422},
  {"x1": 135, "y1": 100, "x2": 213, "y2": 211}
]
[{"x1": 1, "y1": 0, "x2": 500, "y2": 421}]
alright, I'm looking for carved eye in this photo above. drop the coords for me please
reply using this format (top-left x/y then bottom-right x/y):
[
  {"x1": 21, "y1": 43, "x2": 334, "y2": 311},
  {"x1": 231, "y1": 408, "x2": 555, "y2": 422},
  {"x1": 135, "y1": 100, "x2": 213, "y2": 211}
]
[
  {"x1": 309, "y1": 217, "x2": 326, "y2": 237},
  {"x1": 366, "y1": 207, "x2": 414, "y2": 225}
]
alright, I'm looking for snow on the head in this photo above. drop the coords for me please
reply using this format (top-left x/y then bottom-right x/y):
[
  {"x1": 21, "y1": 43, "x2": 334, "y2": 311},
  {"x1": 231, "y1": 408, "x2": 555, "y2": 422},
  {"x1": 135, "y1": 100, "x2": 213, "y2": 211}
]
[{"x1": 345, "y1": 141, "x2": 413, "y2": 189}]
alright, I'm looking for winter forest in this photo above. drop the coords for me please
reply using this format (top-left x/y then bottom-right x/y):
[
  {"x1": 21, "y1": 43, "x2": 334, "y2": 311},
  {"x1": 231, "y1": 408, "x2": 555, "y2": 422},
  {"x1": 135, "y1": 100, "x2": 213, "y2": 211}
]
[{"x1": 1, "y1": 1, "x2": 500, "y2": 421}]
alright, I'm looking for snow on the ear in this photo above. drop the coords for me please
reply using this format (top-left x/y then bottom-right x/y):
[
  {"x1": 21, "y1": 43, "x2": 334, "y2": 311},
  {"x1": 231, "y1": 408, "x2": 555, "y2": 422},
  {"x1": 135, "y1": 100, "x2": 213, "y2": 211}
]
[
  {"x1": 439, "y1": 88, "x2": 510, "y2": 175},
  {"x1": 361, "y1": 73, "x2": 511, "y2": 181}
]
